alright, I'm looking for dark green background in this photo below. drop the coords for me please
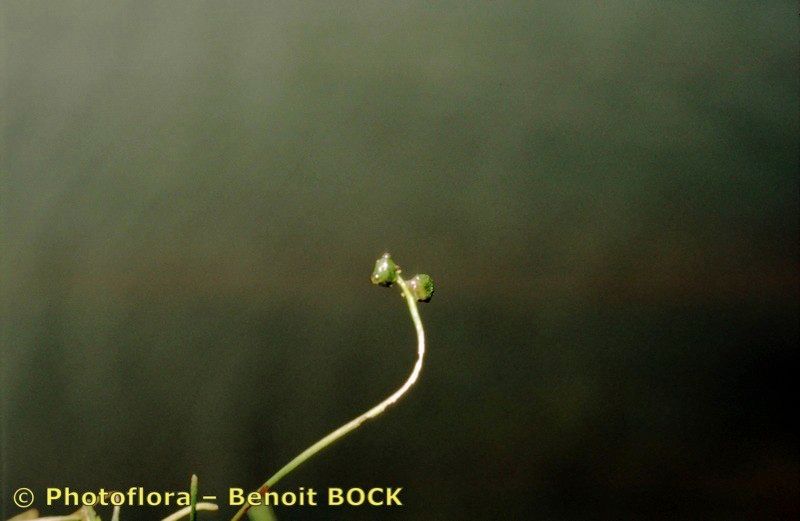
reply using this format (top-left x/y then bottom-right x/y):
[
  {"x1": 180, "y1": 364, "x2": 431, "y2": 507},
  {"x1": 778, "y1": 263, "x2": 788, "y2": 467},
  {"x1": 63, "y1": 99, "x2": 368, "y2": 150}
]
[{"x1": 2, "y1": 2, "x2": 797, "y2": 520}]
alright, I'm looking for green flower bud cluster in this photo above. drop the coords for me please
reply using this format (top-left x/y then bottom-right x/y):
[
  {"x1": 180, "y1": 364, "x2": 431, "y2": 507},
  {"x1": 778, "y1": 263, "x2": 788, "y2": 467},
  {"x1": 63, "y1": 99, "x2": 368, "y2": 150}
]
[{"x1": 371, "y1": 253, "x2": 434, "y2": 303}]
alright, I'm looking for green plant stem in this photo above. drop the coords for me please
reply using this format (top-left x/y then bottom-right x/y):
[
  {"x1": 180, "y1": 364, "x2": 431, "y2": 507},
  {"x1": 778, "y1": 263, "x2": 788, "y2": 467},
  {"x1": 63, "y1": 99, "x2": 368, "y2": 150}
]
[
  {"x1": 231, "y1": 275, "x2": 426, "y2": 521},
  {"x1": 189, "y1": 475, "x2": 198, "y2": 521}
]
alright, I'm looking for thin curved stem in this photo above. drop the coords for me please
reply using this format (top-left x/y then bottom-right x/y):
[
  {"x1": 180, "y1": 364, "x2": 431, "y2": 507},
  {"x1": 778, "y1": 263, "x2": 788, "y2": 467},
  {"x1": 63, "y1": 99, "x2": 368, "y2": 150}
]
[{"x1": 230, "y1": 274, "x2": 425, "y2": 521}]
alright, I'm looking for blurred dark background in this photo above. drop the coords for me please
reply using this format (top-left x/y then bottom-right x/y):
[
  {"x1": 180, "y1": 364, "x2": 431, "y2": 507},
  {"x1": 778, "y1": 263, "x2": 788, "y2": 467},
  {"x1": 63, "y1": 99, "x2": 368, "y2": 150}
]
[{"x1": 2, "y1": 2, "x2": 798, "y2": 520}]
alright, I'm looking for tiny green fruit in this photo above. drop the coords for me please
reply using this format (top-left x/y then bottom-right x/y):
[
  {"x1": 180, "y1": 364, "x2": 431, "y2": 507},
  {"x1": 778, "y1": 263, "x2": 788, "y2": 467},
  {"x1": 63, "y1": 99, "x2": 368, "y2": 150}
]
[
  {"x1": 371, "y1": 253, "x2": 399, "y2": 286},
  {"x1": 408, "y1": 274, "x2": 435, "y2": 302}
]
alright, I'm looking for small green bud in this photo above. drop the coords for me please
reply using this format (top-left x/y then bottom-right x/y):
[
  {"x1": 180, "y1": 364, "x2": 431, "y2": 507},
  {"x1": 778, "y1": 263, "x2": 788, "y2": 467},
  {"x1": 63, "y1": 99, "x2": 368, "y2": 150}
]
[
  {"x1": 371, "y1": 253, "x2": 399, "y2": 286},
  {"x1": 408, "y1": 273, "x2": 435, "y2": 302}
]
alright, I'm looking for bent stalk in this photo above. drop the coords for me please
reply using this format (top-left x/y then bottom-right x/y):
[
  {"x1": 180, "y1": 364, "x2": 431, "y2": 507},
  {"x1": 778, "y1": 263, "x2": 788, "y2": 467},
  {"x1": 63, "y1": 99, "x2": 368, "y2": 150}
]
[{"x1": 230, "y1": 261, "x2": 427, "y2": 521}]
